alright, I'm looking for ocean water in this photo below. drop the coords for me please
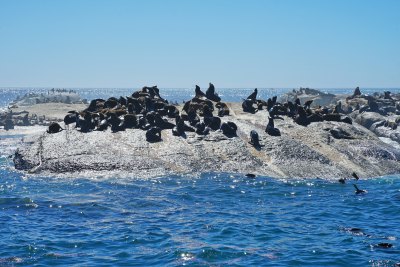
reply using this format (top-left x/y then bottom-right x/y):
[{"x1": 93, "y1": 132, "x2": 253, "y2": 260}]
[
  {"x1": 1, "y1": 88, "x2": 400, "y2": 266},
  {"x1": 2, "y1": 87, "x2": 400, "y2": 110}
]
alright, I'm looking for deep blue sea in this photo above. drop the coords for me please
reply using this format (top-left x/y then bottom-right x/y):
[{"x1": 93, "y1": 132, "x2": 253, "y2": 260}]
[{"x1": 1, "y1": 87, "x2": 400, "y2": 266}]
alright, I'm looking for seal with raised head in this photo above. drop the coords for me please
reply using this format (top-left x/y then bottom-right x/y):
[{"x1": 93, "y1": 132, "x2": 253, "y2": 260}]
[
  {"x1": 205, "y1": 83, "x2": 221, "y2": 102},
  {"x1": 246, "y1": 88, "x2": 258, "y2": 101},
  {"x1": 249, "y1": 130, "x2": 261, "y2": 148},
  {"x1": 265, "y1": 117, "x2": 281, "y2": 136},
  {"x1": 86, "y1": 98, "x2": 105, "y2": 112},
  {"x1": 304, "y1": 99, "x2": 313, "y2": 110},
  {"x1": 187, "y1": 107, "x2": 200, "y2": 126},
  {"x1": 353, "y1": 87, "x2": 361, "y2": 97},
  {"x1": 295, "y1": 106, "x2": 310, "y2": 126},
  {"x1": 242, "y1": 99, "x2": 257, "y2": 113},
  {"x1": 172, "y1": 116, "x2": 185, "y2": 136},
  {"x1": 195, "y1": 85, "x2": 206, "y2": 98}
]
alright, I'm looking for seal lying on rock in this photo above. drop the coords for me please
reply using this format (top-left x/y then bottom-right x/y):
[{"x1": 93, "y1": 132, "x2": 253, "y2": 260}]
[
  {"x1": 154, "y1": 113, "x2": 175, "y2": 130},
  {"x1": 123, "y1": 114, "x2": 137, "y2": 129},
  {"x1": 107, "y1": 113, "x2": 124, "y2": 132},
  {"x1": 220, "y1": 121, "x2": 237, "y2": 136},
  {"x1": 47, "y1": 122, "x2": 63, "y2": 134},
  {"x1": 201, "y1": 105, "x2": 214, "y2": 117},
  {"x1": 138, "y1": 116, "x2": 151, "y2": 130},
  {"x1": 165, "y1": 105, "x2": 180, "y2": 118},
  {"x1": 146, "y1": 126, "x2": 162, "y2": 142},
  {"x1": 195, "y1": 122, "x2": 210, "y2": 135},
  {"x1": 172, "y1": 116, "x2": 195, "y2": 136},
  {"x1": 63, "y1": 111, "x2": 78, "y2": 129},
  {"x1": 330, "y1": 127, "x2": 353, "y2": 139},
  {"x1": 256, "y1": 99, "x2": 268, "y2": 110},
  {"x1": 269, "y1": 105, "x2": 288, "y2": 118},
  {"x1": 204, "y1": 116, "x2": 221, "y2": 131},
  {"x1": 96, "y1": 119, "x2": 109, "y2": 131},
  {"x1": 216, "y1": 102, "x2": 230, "y2": 117}
]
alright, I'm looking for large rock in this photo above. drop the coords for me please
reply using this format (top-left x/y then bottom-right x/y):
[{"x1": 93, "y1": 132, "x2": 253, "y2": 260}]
[
  {"x1": 278, "y1": 88, "x2": 342, "y2": 107},
  {"x1": 13, "y1": 103, "x2": 400, "y2": 179},
  {"x1": 353, "y1": 111, "x2": 400, "y2": 144}
]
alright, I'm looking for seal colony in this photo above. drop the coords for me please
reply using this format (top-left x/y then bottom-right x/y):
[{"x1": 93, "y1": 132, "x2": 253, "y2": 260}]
[{"x1": 12, "y1": 85, "x2": 400, "y2": 179}]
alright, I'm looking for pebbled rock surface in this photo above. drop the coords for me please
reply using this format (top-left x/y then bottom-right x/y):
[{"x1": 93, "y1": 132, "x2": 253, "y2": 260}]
[
  {"x1": 352, "y1": 111, "x2": 400, "y2": 144},
  {"x1": 13, "y1": 103, "x2": 400, "y2": 179}
]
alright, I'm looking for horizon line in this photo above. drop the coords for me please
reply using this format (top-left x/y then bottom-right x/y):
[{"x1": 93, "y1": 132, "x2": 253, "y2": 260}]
[{"x1": 1, "y1": 86, "x2": 400, "y2": 90}]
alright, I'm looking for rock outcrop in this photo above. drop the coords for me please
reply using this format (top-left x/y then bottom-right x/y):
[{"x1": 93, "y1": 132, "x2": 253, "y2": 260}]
[{"x1": 14, "y1": 103, "x2": 400, "y2": 179}]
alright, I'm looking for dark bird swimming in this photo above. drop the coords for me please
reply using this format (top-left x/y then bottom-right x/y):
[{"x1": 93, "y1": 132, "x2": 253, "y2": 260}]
[{"x1": 353, "y1": 184, "x2": 367, "y2": 194}]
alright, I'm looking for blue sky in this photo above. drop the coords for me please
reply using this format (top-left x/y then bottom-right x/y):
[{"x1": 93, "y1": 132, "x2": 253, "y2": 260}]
[{"x1": 0, "y1": 0, "x2": 399, "y2": 88}]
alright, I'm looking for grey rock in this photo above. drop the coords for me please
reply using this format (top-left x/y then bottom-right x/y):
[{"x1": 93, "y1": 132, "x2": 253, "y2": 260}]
[{"x1": 13, "y1": 103, "x2": 400, "y2": 179}]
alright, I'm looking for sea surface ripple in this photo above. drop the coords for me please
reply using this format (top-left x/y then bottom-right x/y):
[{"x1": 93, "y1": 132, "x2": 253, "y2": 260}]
[{"x1": 1, "y1": 155, "x2": 400, "y2": 266}]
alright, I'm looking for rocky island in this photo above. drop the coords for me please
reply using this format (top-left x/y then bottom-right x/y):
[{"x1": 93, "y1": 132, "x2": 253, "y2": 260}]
[
  {"x1": 1, "y1": 89, "x2": 87, "y2": 129},
  {"x1": 10, "y1": 86, "x2": 400, "y2": 179}
]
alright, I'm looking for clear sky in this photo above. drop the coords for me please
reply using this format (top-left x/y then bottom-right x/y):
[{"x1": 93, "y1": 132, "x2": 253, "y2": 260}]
[{"x1": 0, "y1": 0, "x2": 399, "y2": 88}]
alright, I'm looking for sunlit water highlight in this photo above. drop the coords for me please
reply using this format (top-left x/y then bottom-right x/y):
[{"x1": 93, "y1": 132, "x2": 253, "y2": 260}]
[{"x1": 1, "y1": 160, "x2": 400, "y2": 266}]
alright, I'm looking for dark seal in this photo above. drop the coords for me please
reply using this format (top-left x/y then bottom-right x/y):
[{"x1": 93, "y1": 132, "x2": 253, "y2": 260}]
[
  {"x1": 146, "y1": 126, "x2": 162, "y2": 142},
  {"x1": 47, "y1": 122, "x2": 64, "y2": 134},
  {"x1": 249, "y1": 130, "x2": 261, "y2": 148}
]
